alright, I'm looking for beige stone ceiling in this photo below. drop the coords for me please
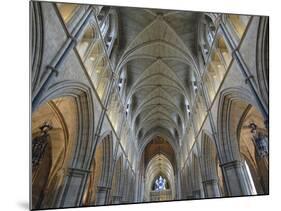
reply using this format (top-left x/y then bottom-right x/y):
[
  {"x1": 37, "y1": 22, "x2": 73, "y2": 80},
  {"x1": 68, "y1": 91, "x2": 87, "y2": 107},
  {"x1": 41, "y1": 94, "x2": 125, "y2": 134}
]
[{"x1": 116, "y1": 7, "x2": 201, "y2": 148}]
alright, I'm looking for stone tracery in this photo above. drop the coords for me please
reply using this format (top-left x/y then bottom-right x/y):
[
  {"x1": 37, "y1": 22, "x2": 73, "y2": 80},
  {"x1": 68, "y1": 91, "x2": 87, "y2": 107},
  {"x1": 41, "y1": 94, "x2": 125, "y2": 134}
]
[{"x1": 31, "y1": 2, "x2": 269, "y2": 209}]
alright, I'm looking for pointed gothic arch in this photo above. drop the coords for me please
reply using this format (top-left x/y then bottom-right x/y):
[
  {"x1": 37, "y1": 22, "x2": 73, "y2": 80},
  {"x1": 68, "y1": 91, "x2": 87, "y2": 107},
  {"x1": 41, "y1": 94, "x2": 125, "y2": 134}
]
[
  {"x1": 190, "y1": 154, "x2": 203, "y2": 199},
  {"x1": 217, "y1": 87, "x2": 268, "y2": 196},
  {"x1": 200, "y1": 131, "x2": 222, "y2": 197},
  {"x1": 31, "y1": 95, "x2": 80, "y2": 209},
  {"x1": 109, "y1": 154, "x2": 124, "y2": 204}
]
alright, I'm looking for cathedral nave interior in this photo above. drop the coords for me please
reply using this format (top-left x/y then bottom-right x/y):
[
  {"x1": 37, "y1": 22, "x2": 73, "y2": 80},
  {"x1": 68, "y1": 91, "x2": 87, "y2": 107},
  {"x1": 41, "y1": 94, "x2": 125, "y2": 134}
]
[{"x1": 31, "y1": 2, "x2": 269, "y2": 209}]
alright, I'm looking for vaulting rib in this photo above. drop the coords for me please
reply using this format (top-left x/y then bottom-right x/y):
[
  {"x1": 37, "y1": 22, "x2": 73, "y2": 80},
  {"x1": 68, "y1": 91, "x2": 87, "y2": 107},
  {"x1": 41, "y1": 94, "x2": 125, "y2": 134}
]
[{"x1": 116, "y1": 8, "x2": 200, "y2": 148}]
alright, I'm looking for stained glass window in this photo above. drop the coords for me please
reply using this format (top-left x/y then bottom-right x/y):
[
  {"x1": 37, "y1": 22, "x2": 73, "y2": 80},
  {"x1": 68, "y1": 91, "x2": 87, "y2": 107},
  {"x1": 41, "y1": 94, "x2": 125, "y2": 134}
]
[{"x1": 154, "y1": 176, "x2": 167, "y2": 191}]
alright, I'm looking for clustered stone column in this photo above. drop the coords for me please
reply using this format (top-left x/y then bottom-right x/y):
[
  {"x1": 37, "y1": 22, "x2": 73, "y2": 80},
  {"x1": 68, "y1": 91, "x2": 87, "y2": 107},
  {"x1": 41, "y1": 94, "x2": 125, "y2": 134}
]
[
  {"x1": 220, "y1": 160, "x2": 252, "y2": 196},
  {"x1": 95, "y1": 186, "x2": 111, "y2": 205},
  {"x1": 192, "y1": 189, "x2": 201, "y2": 199},
  {"x1": 196, "y1": 16, "x2": 269, "y2": 199},
  {"x1": 111, "y1": 195, "x2": 122, "y2": 204},
  {"x1": 56, "y1": 168, "x2": 90, "y2": 208},
  {"x1": 202, "y1": 179, "x2": 221, "y2": 198},
  {"x1": 43, "y1": 6, "x2": 117, "y2": 208}
]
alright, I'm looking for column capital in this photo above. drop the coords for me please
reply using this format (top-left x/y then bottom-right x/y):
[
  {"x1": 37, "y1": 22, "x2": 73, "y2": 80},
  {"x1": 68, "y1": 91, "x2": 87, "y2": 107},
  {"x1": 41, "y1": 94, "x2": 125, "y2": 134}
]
[
  {"x1": 202, "y1": 178, "x2": 218, "y2": 185},
  {"x1": 96, "y1": 186, "x2": 111, "y2": 191},
  {"x1": 219, "y1": 160, "x2": 243, "y2": 169},
  {"x1": 67, "y1": 167, "x2": 91, "y2": 176},
  {"x1": 111, "y1": 195, "x2": 122, "y2": 199}
]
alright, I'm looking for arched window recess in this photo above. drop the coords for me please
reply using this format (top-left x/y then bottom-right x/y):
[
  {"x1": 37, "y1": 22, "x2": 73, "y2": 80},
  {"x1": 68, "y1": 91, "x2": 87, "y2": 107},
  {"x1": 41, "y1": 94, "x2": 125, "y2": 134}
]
[
  {"x1": 118, "y1": 78, "x2": 123, "y2": 91},
  {"x1": 205, "y1": 15, "x2": 216, "y2": 47},
  {"x1": 104, "y1": 10, "x2": 118, "y2": 56},
  {"x1": 185, "y1": 99, "x2": 191, "y2": 119},
  {"x1": 117, "y1": 70, "x2": 126, "y2": 93},
  {"x1": 117, "y1": 67, "x2": 128, "y2": 103},
  {"x1": 216, "y1": 36, "x2": 232, "y2": 68},
  {"x1": 97, "y1": 6, "x2": 111, "y2": 28},
  {"x1": 199, "y1": 15, "x2": 217, "y2": 64},
  {"x1": 193, "y1": 81, "x2": 198, "y2": 93},
  {"x1": 186, "y1": 104, "x2": 191, "y2": 117},
  {"x1": 76, "y1": 24, "x2": 96, "y2": 60},
  {"x1": 125, "y1": 98, "x2": 131, "y2": 118}
]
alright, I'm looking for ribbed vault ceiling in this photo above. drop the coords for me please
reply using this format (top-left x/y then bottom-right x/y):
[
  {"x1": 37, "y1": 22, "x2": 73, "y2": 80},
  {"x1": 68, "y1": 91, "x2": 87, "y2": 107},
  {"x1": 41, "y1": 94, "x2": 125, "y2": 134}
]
[{"x1": 116, "y1": 7, "x2": 201, "y2": 148}]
